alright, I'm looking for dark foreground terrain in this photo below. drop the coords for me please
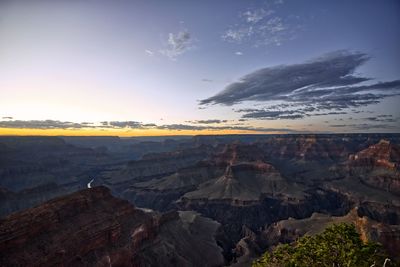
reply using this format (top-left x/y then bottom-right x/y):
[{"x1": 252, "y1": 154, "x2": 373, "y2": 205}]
[{"x1": 0, "y1": 134, "x2": 399, "y2": 266}]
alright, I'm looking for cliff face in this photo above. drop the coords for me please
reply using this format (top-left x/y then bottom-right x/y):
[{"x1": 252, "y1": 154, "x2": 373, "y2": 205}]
[
  {"x1": 181, "y1": 162, "x2": 290, "y2": 204},
  {"x1": 1, "y1": 135, "x2": 399, "y2": 266},
  {"x1": 174, "y1": 143, "x2": 347, "y2": 245},
  {"x1": 0, "y1": 186, "x2": 149, "y2": 266},
  {"x1": 348, "y1": 140, "x2": 400, "y2": 195},
  {"x1": 119, "y1": 144, "x2": 274, "y2": 210},
  {"x1": 116, "y1": 139, "x2": 399, "y2": 250},
  {"x1": 260, "y1": 136, "x2": 352, "y2": 161},
  {"x1": 211, "y1": 143, "x2": 267, "y2": 164},
  {"x1": 177, "y1": 188, "x2": 352, "y2": 247},
  {"x1": 104, "y1": 145, "x2": 214, "y2": 187},
  {"x1": 0, "y1": 187, "x2": 224, "y2": 267},
  {"x1": 349, "y1": 139, "x2": 400, "y2": 169}
]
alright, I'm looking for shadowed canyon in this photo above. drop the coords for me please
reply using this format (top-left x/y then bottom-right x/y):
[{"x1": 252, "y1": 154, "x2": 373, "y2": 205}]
[{"x1": 0, "y1": 134, "x2": 399, "y2": 266}]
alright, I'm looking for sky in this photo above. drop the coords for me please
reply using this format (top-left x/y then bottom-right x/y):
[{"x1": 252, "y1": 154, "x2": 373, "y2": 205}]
[{"x1": 0, "y1": 0, "x2": 399, "y2": 136}]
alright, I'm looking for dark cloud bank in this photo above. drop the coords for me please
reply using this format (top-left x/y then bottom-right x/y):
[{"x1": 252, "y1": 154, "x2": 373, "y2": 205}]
[{"x1": 200, "y1": 50, "x2": 400, "y2": 121}]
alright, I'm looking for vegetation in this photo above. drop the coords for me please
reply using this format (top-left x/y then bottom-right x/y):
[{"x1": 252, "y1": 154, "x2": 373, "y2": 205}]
[{"x1": 253, "y1": 223, "x2": 392, "y2": 267}]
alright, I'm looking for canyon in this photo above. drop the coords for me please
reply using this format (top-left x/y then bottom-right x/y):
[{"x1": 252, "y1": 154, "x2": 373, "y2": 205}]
[{"x1": 0, "y1": 134, "x2": 399, "y2": 266}]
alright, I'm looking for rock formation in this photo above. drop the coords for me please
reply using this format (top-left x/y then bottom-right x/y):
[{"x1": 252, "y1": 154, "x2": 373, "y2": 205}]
[
  {"x1": 348, "y1": 139, "x2": 400, "y2": 194},
  {"x1": 0, "y1": 186, "x2": 224, "y2": 267}
]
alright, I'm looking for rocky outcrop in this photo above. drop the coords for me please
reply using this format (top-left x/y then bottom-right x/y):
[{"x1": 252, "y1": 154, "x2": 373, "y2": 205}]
[
  {"x1": 261, "y1": 135, "x2": 352, "y2": 161},
  {"x1": 0, "y1": 186, "x2": 225, "y2": 267},
  {"x1": 261, "y1": 208, "x2": 400, "y2": 260},
  {"x1": 119, "y1": 144, "x2": 272, "y2": 210},
  {"x1": 177, "y1": 143, "x2": 307, "y2": 205},
  {"x1": 1, "y1": 135, "x2": 400, "y2": 266},
  {"x1": 181, "y1": 162, "x2": 301, "y2": 204},
  {"x1": 120, "y1": 162, "x2": 224, "y2": 211},
  {"x1": 349, "y1": 139, "x2": 400, "y2": 169},
  {"x1": 211, "y1": 143, "x2": 267, "y2": 165},
  {"x1": 178, "y1": 188, "x2": 352, "y2": 245},
  {"x1": 104, "y1": 145, "x2": 213, "y2": 187},
  {"x1": 229, "y1": 226, "x2": 262, "y2": 267},
  {"x1": 0, "y1": 186, "x2": 150, "y2": 266},
  {"x1": 348, "y1": 140, "x2": 400, "y2": 195},
  {"x1": 325, "y1": 174, "x2": 400, "y2": 225}
]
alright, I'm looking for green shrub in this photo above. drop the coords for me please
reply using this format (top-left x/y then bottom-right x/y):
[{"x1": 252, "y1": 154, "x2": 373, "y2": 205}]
[{"x1": 253, "y1": 223, "x2": 390, "y2": 267}]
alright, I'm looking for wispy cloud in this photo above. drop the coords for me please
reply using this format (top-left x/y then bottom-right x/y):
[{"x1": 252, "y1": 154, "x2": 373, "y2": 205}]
[
  {"x1": 160, "y1": 30, "x2": 193, "y2": 60},
  {"x1": 186, "y1": 119, "x2": 228, "y2": 124},
  {"x1": 222, "y1": 3, "x2": 301, "y2": 47},
  {"x1": 145, "y1": 49, "x2": 154, "y2": 56},
  {"x1": 235, "y1": 51, "x2": 243, "y2": 56},
  {"x1": 241, "y1": 9, "x2": 274, "y2": 23},
  {"x1": 200, "y1": 50, "x2": 400, "y2": 121}
]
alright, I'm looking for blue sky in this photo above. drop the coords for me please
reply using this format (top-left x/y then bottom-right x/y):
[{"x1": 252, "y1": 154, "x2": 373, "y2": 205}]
[{"x1": 0, "y1": 0, "x2": 399, "y2": 135}]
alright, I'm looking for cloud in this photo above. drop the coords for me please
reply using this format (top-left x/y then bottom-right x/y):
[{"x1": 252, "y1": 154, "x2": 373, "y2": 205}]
[
  {"x1": 363, "y1": 115, "x2": 398, "y2": 123},
  {"x1": 0, "y1": 119, "x2": 301, "y2": 133},
  {"x1": 235, "y1": 51, "x2": 243, "y2": 56},
  {"x1": 156, "y1": 123, "x2": 299, "y2": 133},
  {"x1": 311, "y1": 112, "x2": 348, "y2": 116},
  {"x1": 200, "y1": 51, "x2": 371, "y2": 105},
  {"x1": 222, "y1": 3, "x2": 301, "y2": 47},
  {"x1": 145, "y1": 49, "x2": 154, "y2": 56},
  {"x1": 239, "y1": 109, "x2": 304, "y2": 120},
  {"x1": 0, "y1": 120, "x2": 150, "y2": 130},
  {"x1": 2, "y1": 117, "x2": 13, "y2": 119},
  {"x1": 222, "y1": 28, "x2": 250, "y2": 43},
  {"x1": 0, "y1": 120, "x2": 96, "y2": 129},
  {"x1": 200, "y1": 50, "x2": 400, "y2": 120},
  {"x1": 4, "y1": 117, "x2": 396, "y2": 133},
  {"x1": 108, "y1": 121, "x2": 144, "y2": 128},
  {"x1": 201, "y1": 78, "x2": 213, "y2": 82},
  {"x1": 186, "y1": 119, "x2": 228, "y2": 124},
  {"x1": 160, "y1": 30, "x2": 193, "y2": 60},
  {"x1": 242, "y1": 9, "x2": 272, "y2": 23}
]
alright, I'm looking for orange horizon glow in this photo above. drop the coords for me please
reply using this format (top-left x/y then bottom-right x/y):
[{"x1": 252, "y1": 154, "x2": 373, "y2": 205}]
[{"x1": 0, "y1": 127, "x2": 290, "y2": 137}]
